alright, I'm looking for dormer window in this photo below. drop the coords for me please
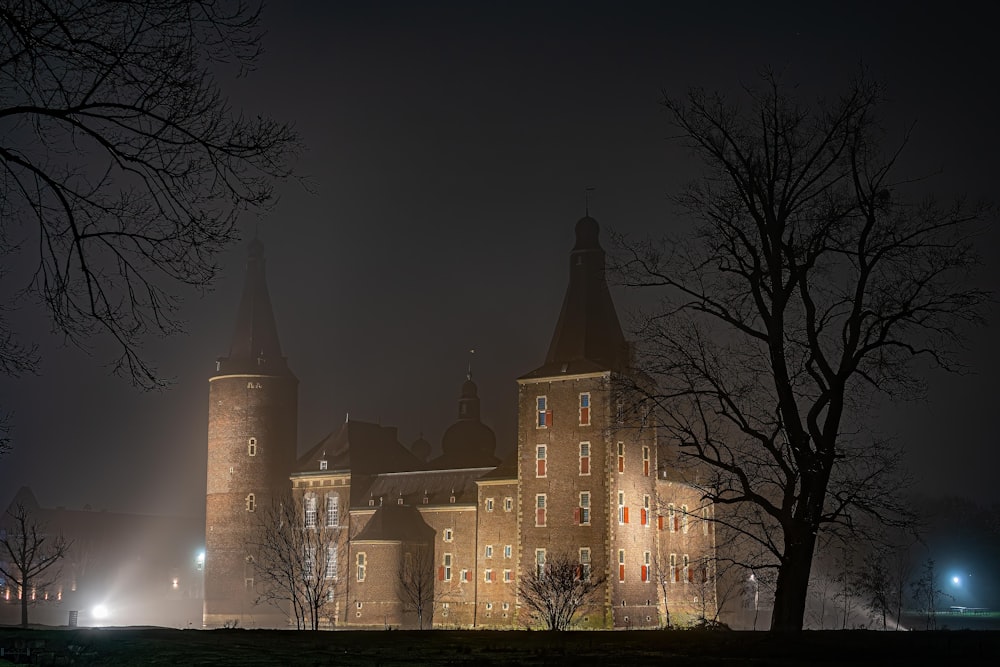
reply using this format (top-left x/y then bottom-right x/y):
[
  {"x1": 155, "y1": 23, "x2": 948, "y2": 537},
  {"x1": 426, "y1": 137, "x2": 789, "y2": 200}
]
[{"x1": 319, "y1": 460, "x2": 328, "y2": 471}]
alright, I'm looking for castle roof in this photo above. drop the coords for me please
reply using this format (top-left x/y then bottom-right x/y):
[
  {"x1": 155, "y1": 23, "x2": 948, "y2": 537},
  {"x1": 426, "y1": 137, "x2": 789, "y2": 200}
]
[
  {"x1": 430, "y1": 374, "x2": 499, "y2": 469},
  {"x1": 521, "y1": 216, "x2": 629, "y2": 379},
  {"x1": 296, "y1": 419, "x2": 421, "y2": 476},
  {"x1": 361, "y1": 467, "x2": 492, "y2": 508},
  {"x1": 217, "y1": 238, "x2": 291, "y2": 375},
  {"x1": 353, "y1": 503, "x2": 435, "y2": 543}
]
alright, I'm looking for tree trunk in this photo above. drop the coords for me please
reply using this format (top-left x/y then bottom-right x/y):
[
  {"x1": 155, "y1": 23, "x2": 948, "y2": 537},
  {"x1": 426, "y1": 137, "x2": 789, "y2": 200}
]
[
  {"x1": 770, "y1": 529, "x2": 817, "y2": 631},
  {"x1": 20, "y1": 576, "x2": 28, "y2": 627}
]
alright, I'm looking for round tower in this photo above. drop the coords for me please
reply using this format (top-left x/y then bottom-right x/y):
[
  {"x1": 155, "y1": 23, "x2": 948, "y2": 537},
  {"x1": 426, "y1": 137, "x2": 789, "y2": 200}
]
[{"x1": 204, "y1": 239, "x2": 298, "y2": 628}]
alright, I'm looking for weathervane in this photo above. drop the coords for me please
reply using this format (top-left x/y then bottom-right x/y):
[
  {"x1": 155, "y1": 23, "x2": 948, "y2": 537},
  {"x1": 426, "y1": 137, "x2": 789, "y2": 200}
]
[{"x1": 467, "y1": 348, "x2": 475, "y2": 381}]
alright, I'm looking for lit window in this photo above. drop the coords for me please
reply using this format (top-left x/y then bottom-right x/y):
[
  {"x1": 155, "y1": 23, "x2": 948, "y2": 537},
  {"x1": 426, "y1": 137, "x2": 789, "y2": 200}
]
[
  {"x1": 579, "y1": 442, "x2": 590, "y2": 475},
  {"x1": 535, "y1": 549, "x2": 546, "y2": 578},
  {"x1": 578, "y1": 492, "x2": 590, "y2": 525},
  {"x1": 618, "y1": 491, "x2": 626, "y2": 524},
  {"x1": 579, "y1": 547, "x2": 591, "y2": 581},
  {"x1": 356, "y1": 553, "x2": 366, "y2": 582},
  {"x1": 319, "y1": 459, "x2": 328, "y2": 471},
  {"x1": 642, "y1": 551, "x2": 651, "y2": 582},
  {"x1": 618, "y1": 549, "x2": 626, "y2": 582},
  {"x1": 304, "y1": 494, "x2": 317, "y2": 529},
  {"x1": 326, "y1": 494, "x2": 340, "y2": 528},
  {"x1": 304, "y1": 546, "x2": 316, "y2": 580},
  {"x1": 668, "y1": 503, "x2": 677, "y2": 532},
  {"x1": 642, "y1": 446, "x2": 650, "y2": 476},
  {"x1": 245, "y1": 493, "x2": 256, "y2": 512},
  {"x1": 535, "y1": 494, "x2": 546, "y2": 527},
  {"x1": 485, "y1": 545, "x2": 494, "y2": 559},
  {"x1": 504, "y1": 544, "x2": 512, "y2": 559},
  {"x1": 617, "y1": 441, "x2": 625, "y2": 473},
  {"x1": 681, "y1": 505, "x2": 689, "y2": 534},
  {"x1": 504, "y1": 497, "x2": 513, "y2": 512},
  {"x1": 486, "y1": 497, "x2": 495, "y2": 512},
  {"x1": 248, "y1": 437, "x2": 257, "y2": 457},
  {"x1": 642, "y1": 495, "x2": 650, "y2": 526},
  {"x1": 325, "y1": 545, "x2": 337, "y2": 579},
  {"x1": 536, "y1": 445, "x2": 546, "y2": 477},
  {"x1": 444, "y1": 528, "x2": 453, "y2": 542},
  {"x1": 537, "y1": 396, "x2": 551, "y2": 428},
  {"x1": 579, "y1": 393, "x2": 591, "y2": 425}
]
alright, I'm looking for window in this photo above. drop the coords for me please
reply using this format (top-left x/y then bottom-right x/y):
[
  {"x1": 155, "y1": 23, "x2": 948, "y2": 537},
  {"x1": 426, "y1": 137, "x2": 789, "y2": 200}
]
[
  {"x1": 245, "y1": 493, "x2": 256, "y2": 512},
  {"x1": 444, "y1": 528, "x2": 453, "y2": 542},
  {"x1": 485, "y1": 545, "x2": 494, "y2": 559},
  {"x1": 578, "y1": 491, "x2": 590, "y2": 525},
  {"x1": 683, "y1": 554, "x2": 690, "y2": 582},
  {"x1": 703, "y1": 506, "x2": 711, "y2": 535},
  {"x1": 248, "y1": 437, "x2": 257, "y2": 457},
  {"x1": 579, "y1": 393, "x2": 591, "y2": 425},
  {"x1": 443, "y1": 554, "x2": 453, "y2": 581},
  {"x1": 617, "y1": 441, "x2": 625, "y2": 473},
  {"x1": 356, "y1": 553, "x2": 366, "y2": 582},
  {"x1": 325, "y1": 545, "x2": 337, "y2": 579},
  {"x1": 616, "y1": 398, "x2": 624, "y2": 424},
  {"x1": 319, "y1": 459, "x2": 328, "y2": 471},
  {"x1": 618, "y1": 549, "x2": 626, "y2": 582},
  {"x1": 304, "y1": 546, "x2": 316, "y2": 580},
  {"x1": 485, "y1": 568, "x2": 493, "y2": 583},
  {"x1": 503, "y1": 569, "x2": 512, "y2": 583},
  {"x1": 535, "y1": 549, "x2": 546, "y2": 578},
  {"x1": 535, "y1": 494, "x2": 546, "y2": 527},
  {"x1": 579, "y1": 442, "x2": 590, "y2": 475},
  {"x1": 579, "y1": 547, "x2": 591, "y2": 581},
  {"x1": 681, "y1": 504, "x2": 689, "y2": 534},
  {"x1": 668, "y1": 503, "x2": 677, "y2": 532},
  {"x1": 642, "y1": 495, "x2": 650, "y2": 526},
  {"x1": 326, "y1": 494, "x2": 340, "y2": 528},
  {"x1": 304, "y1": 494, "x2": 317, "y2": 529},
  {"x1": 642, "y1": 551, "x2": 651, "y2": 582},
  {"x1": 504, "y1": 544, "x2": 512, "y2": 559},
  {"x1": 504, "y1": 497, "x2": 513, "y2": 512},
  {"x1": 670, "y1": 553, "x2": 677, "y2": 583},
  {"x1": 486, "y1": 497, "x2": 495, "y2": 512},
  {"x1": 618, "y1": 491, "x2": 628, "y2": 524},
  {"x1": 460, "y1": 568, "x2": 469, "y2": 582},
  {"x1": 642, "y1": 446, "x2": 650, "y2": 476},
  {"x1": 536, "y1": 445, "x2": 546, "y2": 477},
  {"x1": 536, "y1": 396, "x2": 551, "y2": 428}
]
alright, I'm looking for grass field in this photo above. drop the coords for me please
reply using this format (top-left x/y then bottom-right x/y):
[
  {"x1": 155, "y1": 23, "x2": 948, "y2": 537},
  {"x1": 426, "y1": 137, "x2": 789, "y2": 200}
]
[{"x1": 1, "y1": 627, "x2": 999, "y2": 666}]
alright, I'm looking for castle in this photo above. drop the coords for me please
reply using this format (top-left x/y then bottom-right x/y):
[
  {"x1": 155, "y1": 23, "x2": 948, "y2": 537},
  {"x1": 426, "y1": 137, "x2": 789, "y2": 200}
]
[{"x1": 203, "y1": 216, "x2": 718, "y2": 629}]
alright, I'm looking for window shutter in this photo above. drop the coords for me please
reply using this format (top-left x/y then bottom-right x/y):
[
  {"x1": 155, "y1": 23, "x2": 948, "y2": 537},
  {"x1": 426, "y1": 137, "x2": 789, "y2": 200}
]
[
  {"x1": 675, "y1": 567, "x2": 680, "y2": 582},
  {"x1": 688, "y1": 567, "x2": 694, "y2": 583},
  {"x1": 641, "y1": 565, "x2": 648, "y2": 582},
  {"x1": 537, "y1": 508, "x2": 545, "y2": 526},
  {"x1": 619, "y1": 564, "x2": 625, "y2": 581},
  {"x1": 623, "y1": 507, "x2": 629, "y2": 524},
  {"x1": 641, "y1": 508, "x2": 647, "y2": 525},
  {"x1": 574, "y1": 507, "x2": 581, "y2": 523},
  {"x1": 581, "y1": 457, "x2": 589, "y2": 474},
  {"x1": 537, "y1": 459, "x2": 545, "y2": 476},
  {"x1": 658, "y1": 516, "x2": 664, "y2": 530},
  {"x1": 438, "y1": 566, "x2": 445, "y2": 581}
]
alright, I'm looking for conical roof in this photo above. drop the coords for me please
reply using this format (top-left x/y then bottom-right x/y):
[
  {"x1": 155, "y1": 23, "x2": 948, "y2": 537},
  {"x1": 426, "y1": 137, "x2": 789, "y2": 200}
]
[
  {"x1": 521, "y1": 216, "x2": 629, "y2": 378},
  {"x1": 216, "y1": 239, "x2": 291, "y2": 375}
]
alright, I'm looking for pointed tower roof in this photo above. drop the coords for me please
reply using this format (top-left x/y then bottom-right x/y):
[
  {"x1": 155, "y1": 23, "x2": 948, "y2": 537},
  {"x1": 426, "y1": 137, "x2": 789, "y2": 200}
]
[
  {"x1": 521, "y1": 215, "x2": 629, "y2": 378},
  {"x1": 216, "y1": 239, "x2": 291, "y2": 375}
]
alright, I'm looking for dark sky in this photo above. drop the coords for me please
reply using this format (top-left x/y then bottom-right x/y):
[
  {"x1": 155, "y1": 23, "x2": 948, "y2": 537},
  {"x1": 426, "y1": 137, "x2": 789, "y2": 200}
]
[{"x1": 1, "y1": 1, "x2": 997, "y2": 518}]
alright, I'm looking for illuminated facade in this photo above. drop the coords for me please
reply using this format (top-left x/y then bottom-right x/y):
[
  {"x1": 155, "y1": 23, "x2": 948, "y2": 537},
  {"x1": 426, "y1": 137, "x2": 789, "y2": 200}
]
[{"x1": 204, "y1": 218, "x2": 716, "y2": 629}]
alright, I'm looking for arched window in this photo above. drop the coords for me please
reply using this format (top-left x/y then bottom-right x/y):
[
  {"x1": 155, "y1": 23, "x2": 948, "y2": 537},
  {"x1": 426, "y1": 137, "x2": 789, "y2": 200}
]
[{"x1": 245, "y1": 493, "x2": 256, "y2": 512}]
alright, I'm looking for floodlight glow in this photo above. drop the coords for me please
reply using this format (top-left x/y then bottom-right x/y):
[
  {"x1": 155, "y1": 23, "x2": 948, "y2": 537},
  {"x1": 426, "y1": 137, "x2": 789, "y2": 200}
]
[
  {"x1": 92, "y1": 604, "x2": 109, "y2": 619},
  {"x1": 952, "y1": 576, "x2": 960, "y2": 585}
]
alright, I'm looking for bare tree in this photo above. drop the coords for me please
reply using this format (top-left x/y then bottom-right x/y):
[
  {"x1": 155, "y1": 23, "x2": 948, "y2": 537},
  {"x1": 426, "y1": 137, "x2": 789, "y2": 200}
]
[
  {"x1": 0, "y1": 0, "x2": 298, "y2": 391},
  {"x1": 651, "y1": 552, "x2": 673, "y2": 628},
  {"x1": 0, "y1": 502, "x2": 71, "y2": 626},
  {"x1": 910, "y1": 556, "x2": 948, "y2": 630},
  {"x1": 248, "y1": 495, "x2": 347, "y2": 630},
  {"x1": 516, "y1": 551, "x2": 606, "y2": 631},
  {"x1": 617, "y1": 72, "x2": 985, "y2": 631},
  {"x1": 396, "y1": 543, "x2": 439, "y2": 630}
]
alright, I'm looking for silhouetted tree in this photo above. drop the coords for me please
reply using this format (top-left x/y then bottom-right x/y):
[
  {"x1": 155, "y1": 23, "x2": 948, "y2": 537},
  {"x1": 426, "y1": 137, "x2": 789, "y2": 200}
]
[
  {"x1": 248, "y1": 495, "x2": 347, "y2": 630},
  {"x1": 396, "y1": 543, "x2": 439, "y2": 630},
  {"x1": 618, "y1": 72, "x2": 985, "y2": 631},
  {"x1": 516, "y1": 550, "x2": 606, "y2": 630},
  {"x1": 0, "y1": 503, "x2": 71, "y2": 626},
  {"x1": 910, "y1": 557, "x2": 948, "y2": 630},
  {"x1": 0, "y1": 0, "x2": 298, "y2": 394}
]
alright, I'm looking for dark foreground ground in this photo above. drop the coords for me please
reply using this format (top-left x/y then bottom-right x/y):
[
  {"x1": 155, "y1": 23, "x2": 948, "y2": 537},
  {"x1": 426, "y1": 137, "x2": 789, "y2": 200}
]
[{"x1": 1, "y1": 627, "x2": 999, "y2": 666}]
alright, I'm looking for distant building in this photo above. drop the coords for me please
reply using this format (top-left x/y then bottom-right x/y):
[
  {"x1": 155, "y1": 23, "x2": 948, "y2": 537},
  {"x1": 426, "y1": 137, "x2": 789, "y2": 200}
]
[
  {"x1": 0, "y1": 486, "x2": 203, "y2": 627},
  {"x1": 204, "y1": 216, "x2": 717, "y2": 628}
]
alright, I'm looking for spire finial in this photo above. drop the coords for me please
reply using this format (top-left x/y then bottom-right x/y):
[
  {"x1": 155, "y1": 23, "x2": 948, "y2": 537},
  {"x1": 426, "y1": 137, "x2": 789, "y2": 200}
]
[
  {"x1": 585, "y1": 186, "x2": 596, "y2": 216},
  {"x1": 467, "y1": 348, "x2": 475, "y2": 380}
]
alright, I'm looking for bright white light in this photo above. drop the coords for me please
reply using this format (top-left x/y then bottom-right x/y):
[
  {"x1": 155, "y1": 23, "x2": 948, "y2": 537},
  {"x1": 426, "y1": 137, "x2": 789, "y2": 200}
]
[
  {"x1": 952, "y1": 576, "x2": 961, "y2": 585},
  {"x1": 92, "y1": 604, "x2": 109, "y2": 619}
]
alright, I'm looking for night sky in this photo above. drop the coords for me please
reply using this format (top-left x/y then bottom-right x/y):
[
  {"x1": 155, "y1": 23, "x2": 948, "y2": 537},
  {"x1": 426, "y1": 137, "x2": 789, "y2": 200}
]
[{"x1": 1, "y1": 1, "x2": 997, "y2": 520}]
